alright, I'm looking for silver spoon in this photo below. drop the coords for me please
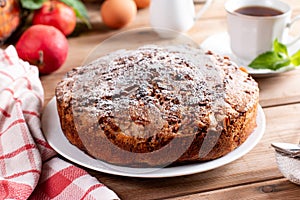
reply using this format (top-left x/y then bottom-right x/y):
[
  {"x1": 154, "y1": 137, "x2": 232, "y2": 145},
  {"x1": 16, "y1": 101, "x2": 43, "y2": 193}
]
[{"x1": 271, "y1": 142, "x2": 300, "y2": 158}]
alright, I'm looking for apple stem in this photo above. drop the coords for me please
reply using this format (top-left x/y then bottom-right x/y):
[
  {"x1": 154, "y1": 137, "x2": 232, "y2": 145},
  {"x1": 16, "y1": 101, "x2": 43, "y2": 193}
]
[
  {"x1": 38, "y1": 50, "x2": 44, "y2": 65},
  {"x1": 49, "y1": 0, "x2": 54, "y2": 12}
]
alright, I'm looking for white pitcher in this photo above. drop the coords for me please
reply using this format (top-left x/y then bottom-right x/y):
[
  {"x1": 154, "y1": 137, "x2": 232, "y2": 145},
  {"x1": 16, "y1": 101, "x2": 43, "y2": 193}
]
[{"x1": 150, "y1": 0, "x2": 213, "y2": 37}]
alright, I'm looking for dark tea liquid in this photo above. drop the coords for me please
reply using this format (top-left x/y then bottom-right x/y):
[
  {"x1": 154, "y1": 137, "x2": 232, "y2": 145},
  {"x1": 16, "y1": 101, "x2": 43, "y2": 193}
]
[{"x1": 235, "y1": 6, "x2": 283, "y2": 17}]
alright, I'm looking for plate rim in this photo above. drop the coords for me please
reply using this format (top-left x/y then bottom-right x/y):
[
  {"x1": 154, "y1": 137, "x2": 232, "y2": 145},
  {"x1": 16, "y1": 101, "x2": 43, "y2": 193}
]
[{"x1": 42, "y1": 97, "x2": 266, "y2": 178}]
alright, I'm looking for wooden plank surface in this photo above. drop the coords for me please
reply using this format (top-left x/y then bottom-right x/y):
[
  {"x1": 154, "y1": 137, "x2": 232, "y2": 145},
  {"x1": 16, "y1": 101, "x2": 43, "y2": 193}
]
[
  {"x1": 257, "y1": 70, "x2": 300, "y2": 107},
  {"x1": 170, "y1": 179, "x2": 300, "y2": 200},
  {"x1": 39, "y1": 0, "x2": 300, "y2": 199}
]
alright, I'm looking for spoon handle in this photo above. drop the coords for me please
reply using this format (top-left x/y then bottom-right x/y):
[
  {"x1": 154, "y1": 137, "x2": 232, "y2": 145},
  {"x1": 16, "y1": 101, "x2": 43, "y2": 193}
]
[{"x1": 271, "y1": 142, "x2": 300, "y2": 158}]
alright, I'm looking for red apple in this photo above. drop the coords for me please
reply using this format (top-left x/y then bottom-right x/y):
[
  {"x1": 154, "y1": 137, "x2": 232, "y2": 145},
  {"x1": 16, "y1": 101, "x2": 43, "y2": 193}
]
[
  {"x1": 32, "y1": 1, "x2": 76, "y2": 36},
  {"x1": 16, "y1": 25, "x2": 68, "y2": 75}
]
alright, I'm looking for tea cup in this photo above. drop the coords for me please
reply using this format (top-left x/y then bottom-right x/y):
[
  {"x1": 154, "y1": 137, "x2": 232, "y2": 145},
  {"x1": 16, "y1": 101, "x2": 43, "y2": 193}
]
[{"x1": 225, "y1": 0, "x2": 300, "y2": 62}]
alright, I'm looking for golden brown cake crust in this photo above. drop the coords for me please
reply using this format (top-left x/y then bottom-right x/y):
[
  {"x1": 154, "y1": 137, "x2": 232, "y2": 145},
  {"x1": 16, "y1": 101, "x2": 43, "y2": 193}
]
[{"x1": 55, "y1": 45, "x2": 259, "y2": 167}]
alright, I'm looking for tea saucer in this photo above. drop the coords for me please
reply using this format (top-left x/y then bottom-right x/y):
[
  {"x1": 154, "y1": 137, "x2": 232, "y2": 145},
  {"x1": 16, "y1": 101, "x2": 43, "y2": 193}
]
[{"x1": 200, "y1": 32, "x2": 299, "y2": 78}]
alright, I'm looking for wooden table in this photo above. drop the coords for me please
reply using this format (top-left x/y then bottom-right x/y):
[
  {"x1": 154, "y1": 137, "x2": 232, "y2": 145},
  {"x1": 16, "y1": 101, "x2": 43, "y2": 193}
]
[{"x1": 40, "y1": 0, "x2": 300, "y2": 199}]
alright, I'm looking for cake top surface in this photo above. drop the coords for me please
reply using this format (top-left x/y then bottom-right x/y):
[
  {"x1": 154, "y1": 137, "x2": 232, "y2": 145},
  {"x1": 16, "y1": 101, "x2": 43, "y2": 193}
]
[{"x1": 56, "y1": 45, "x2": 259, "y2": 139}]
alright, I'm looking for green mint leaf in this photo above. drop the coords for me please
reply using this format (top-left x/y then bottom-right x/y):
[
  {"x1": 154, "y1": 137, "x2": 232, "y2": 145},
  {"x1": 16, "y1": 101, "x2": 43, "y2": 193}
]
[
  {"x1": 20, "y1": 0, "x2": 45, "y2": 10},
  {"x1": 273, "y1": 38, "x2": 288, "y2": 56},
  {"x1": 272, "y1": 58, "x2": 291, "y2": 70},
  {"x1": 291, "y1": 50, "x2": 300, "y2": 66},
  {"x1": 60, "y1": 0, "x2": 92, "y2": 28},
  {"x1": 249, "y1": 51, "x2": 290, "y2": 70}
]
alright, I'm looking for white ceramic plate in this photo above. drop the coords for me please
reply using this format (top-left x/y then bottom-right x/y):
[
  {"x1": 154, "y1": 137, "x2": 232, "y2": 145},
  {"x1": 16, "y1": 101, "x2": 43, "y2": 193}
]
[
  {"x1": 200, "y1": 32, "x2": 299, "y2": 78},
  {"x1": 42, "y1": 97, "x2": 266, "y2": 178}
]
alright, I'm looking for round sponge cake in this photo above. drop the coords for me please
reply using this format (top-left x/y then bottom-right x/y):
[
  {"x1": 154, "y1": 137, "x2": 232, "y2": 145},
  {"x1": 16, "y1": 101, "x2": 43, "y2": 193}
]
[{"x1": 55, "y1": 45, "x2": 259, "y2": 167}]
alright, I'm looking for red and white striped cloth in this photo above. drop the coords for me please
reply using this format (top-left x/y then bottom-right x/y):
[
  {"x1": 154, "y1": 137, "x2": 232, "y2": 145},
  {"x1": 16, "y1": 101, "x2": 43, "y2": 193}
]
[{"x1": 0, "y1": 46, "x2": 120, "y2": 200}]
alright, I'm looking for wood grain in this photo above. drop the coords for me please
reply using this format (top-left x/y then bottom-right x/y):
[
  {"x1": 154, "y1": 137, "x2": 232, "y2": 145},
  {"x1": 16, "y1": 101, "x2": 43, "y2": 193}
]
[
  {"x1": 39, "y1": 0, "x2": 300, "y2": 199},
  {"x1": 170, "y1": 179, "x2": 300, "y2": 200}
]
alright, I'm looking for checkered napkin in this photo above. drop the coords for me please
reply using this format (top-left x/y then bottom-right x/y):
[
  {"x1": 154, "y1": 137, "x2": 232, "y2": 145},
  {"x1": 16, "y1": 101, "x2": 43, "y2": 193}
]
[{"x1": 0, "y1": 46, "x2": 120, "y2": 200}]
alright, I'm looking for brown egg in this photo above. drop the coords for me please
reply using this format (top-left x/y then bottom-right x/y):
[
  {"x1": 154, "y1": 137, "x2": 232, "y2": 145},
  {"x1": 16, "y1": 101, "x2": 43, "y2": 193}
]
[
  {"x1": 100, "y1": 0, "x2": 137, "y2": 29},
  {"x1": 134, "y1": 0, "x2": 150, "y2": 9}
]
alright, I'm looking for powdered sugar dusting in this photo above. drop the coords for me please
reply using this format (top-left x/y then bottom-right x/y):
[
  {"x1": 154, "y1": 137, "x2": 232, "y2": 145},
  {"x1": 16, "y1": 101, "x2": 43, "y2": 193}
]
[{"x1": 56, "y1": 44, "x2": 258, "y2": 141}]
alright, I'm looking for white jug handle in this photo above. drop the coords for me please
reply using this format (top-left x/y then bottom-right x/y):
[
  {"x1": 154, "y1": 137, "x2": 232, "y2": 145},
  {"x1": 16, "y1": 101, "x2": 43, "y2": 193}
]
[
  {"x1": 195, "y1": 0, "x2": 213, "y2": 20},
  {"x1": 285, "y1": 15, "x2": 300, "y2": 47}
]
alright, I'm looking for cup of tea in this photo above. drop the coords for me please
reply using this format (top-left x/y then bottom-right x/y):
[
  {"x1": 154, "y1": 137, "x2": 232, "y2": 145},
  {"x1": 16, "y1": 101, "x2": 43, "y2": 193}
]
[{"x1": 225, "y1": 0, "x2": 300, "y2": 62}]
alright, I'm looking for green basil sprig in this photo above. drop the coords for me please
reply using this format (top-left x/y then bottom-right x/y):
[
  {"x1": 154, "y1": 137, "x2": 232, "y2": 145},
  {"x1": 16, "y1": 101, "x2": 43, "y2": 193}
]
[
  {"x1": 249, "y1": 39, "x2": 300, "y2": 70},
  {"x1": 20, "y1": 0, "x2": 91, "y2": 28}
]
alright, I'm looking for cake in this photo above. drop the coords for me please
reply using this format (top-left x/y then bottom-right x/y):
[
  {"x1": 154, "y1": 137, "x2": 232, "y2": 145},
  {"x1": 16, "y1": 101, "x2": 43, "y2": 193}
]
[{"x1": 55, "y1": 45, "x2": 259, "y2": 167}]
